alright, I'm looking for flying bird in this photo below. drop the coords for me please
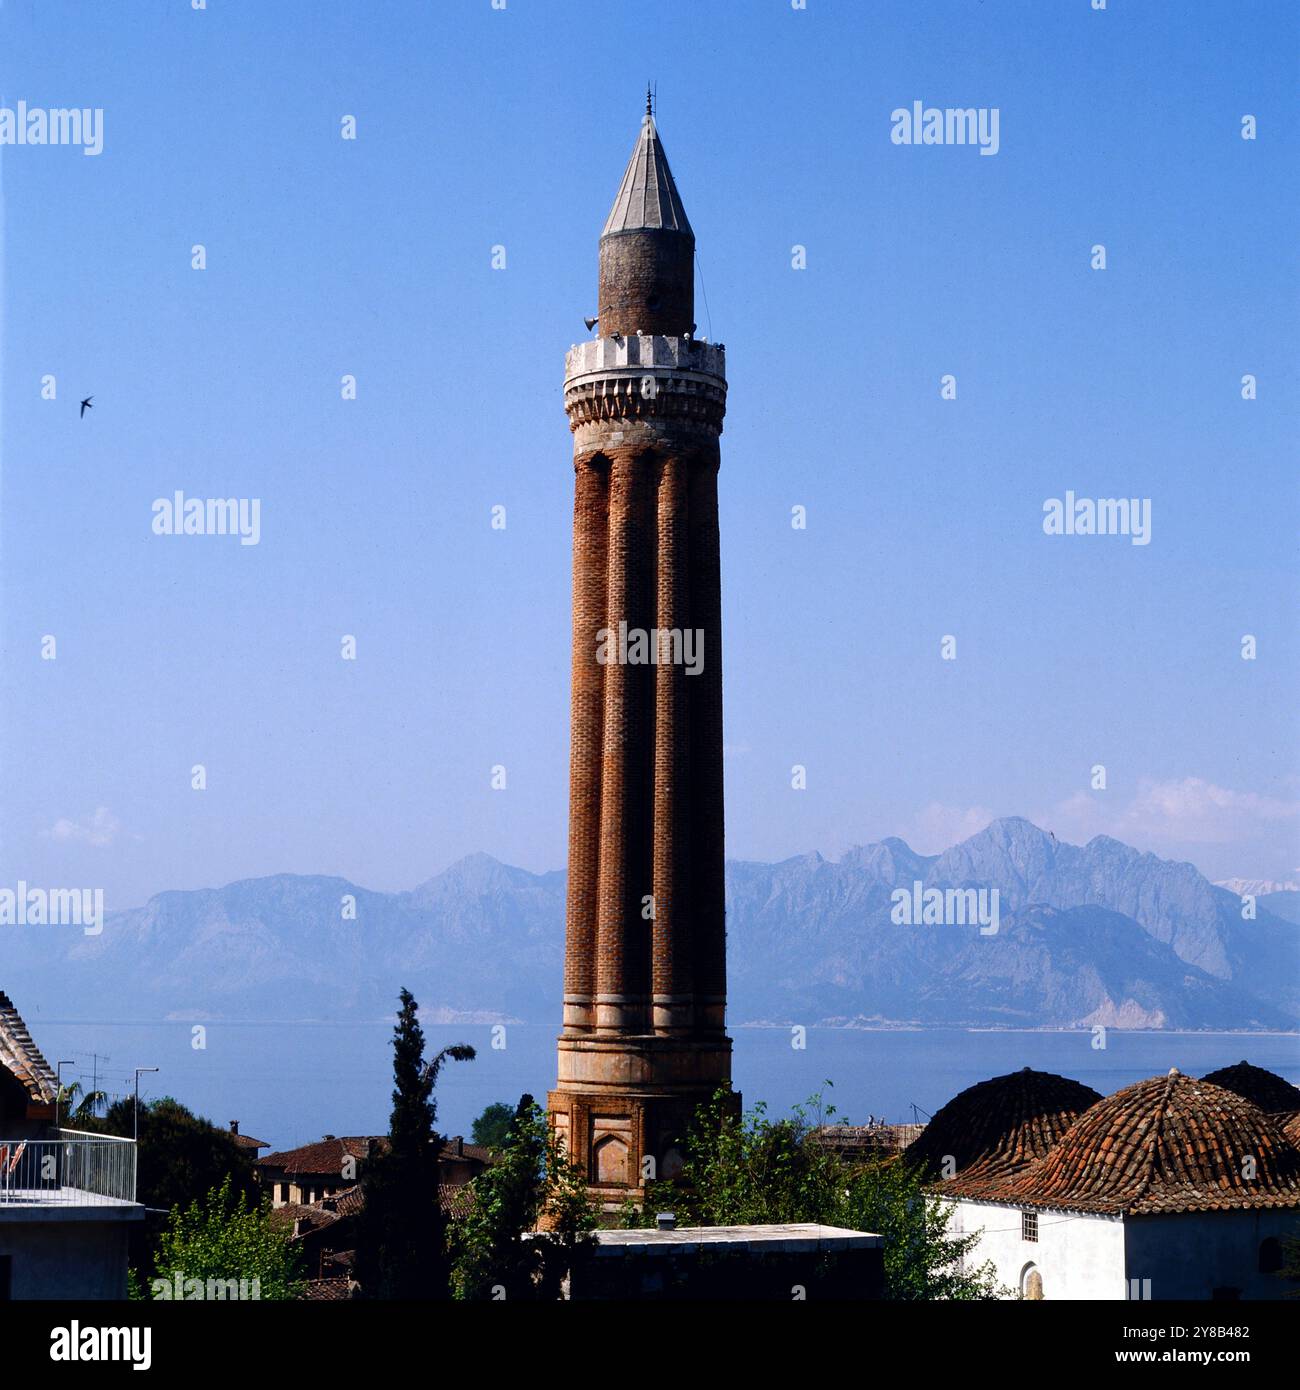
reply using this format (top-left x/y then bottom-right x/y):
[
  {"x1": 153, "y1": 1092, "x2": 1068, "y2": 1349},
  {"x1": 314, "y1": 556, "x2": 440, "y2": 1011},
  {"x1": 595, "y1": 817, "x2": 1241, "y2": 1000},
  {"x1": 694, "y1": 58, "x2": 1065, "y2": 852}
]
[{"x1": 79, "y1": 396, "x2": 93, "y2": 417}]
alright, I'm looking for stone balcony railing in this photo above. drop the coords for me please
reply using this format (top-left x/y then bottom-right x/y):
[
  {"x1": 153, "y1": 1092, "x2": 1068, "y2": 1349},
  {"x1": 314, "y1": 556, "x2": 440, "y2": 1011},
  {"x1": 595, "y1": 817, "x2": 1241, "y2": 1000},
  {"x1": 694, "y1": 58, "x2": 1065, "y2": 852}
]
[
  {"x1": 563, "y1": 335, "x2": 728, "y2": 435},
  {"x1": 564, "y1": 334, "x2": 725, "y2": 385}
]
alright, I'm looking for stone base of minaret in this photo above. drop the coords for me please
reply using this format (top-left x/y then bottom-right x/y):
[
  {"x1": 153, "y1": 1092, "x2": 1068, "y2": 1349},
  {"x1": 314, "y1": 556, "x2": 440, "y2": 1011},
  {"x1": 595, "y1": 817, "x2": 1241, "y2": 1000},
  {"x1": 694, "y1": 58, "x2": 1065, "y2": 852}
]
[{"x1": 549, "y1": 1034, "x2": 738, "y2": 1208}]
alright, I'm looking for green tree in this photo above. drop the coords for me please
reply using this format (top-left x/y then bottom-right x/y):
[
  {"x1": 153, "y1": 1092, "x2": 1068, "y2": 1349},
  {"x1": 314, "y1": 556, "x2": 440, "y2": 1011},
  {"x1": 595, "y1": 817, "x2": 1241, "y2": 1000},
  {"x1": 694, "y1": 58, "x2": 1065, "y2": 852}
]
[
  {"x1": 471, "y1": 1101, "x2": 516, "y2": 1150},
  {"x1": 100, "y1": 1095, "x2": 259, "y2": 1215},
  {"x1": 452, "y1": 1095, "x2": 595, "y2": 1300},
  {"x1": 146, "y1": 1174, "x2": 302, "y2": 1300},
  {"x1": 93, "y1": 1094, "x2": 258, "y2": 1280},
  {"x1": 662, "y1": 1088, "x2": 843, "y2": 1227},
  {"x1": 839, "y1": 1151, "x2": 1004, "y2": 1300},
  {"x1": 353, "y1": 988, "x2": 474, "y2": 1299},
  {"x1": 57, "y1": 1080, "x2": 108, "y2": 1125},
  {"x1": 657, "y1": 1086, "x2": 1005, "y2": 1300}
]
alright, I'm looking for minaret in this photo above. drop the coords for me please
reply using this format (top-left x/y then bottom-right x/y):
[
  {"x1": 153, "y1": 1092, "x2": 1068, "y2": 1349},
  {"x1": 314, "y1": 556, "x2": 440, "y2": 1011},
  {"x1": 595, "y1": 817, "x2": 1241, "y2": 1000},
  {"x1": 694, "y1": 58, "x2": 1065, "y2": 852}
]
[{"x1": 548, "y1": 97, "x2": 737, "y2": 1203}]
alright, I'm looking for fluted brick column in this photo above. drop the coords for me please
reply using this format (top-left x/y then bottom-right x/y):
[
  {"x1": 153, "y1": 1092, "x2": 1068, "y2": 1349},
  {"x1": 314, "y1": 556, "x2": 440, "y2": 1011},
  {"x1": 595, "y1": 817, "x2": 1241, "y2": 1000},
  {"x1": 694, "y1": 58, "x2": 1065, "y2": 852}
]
[
  {"x1": 687, "y1": 448, "x2": 726, "y2": 1033},
  {"x1": 595, "y1": 450, "x2": 653, "y2": 1033},
  {"x1": 653, "y1": 452, "x2": 692, "y2": 1032},
  {"x1": 563, "y1": 454, "x2": 608, "y2": 1033}
]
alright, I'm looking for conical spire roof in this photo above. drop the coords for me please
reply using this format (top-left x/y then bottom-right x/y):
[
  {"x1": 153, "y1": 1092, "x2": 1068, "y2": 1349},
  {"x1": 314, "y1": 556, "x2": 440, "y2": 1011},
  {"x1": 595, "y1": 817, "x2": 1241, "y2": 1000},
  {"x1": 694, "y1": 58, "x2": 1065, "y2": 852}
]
[{"x1": 602, "y1": 102, "x2": 692, "y2": 238}]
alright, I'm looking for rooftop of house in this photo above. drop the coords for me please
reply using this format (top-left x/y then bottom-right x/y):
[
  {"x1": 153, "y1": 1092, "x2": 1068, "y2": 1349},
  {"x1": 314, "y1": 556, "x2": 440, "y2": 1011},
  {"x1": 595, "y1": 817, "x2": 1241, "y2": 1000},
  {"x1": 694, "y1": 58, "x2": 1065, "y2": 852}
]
[
  {"x1": 558, "y1": 1224, "x2": 882, "y2": 1255},
  {"x1": 257, "y1": 1134, "x2": 490, "y2": 1176},
  {"x1": 958, "y1": 1069, "x2": 1300, "y2": 1217},
  {"x1": 904, "y1": 1067, "x2": 1102, "y2": 1198},
  {"x1": 300, "y1": 1277, "x2": 353, "y2": 1301},
  {"x1": 271, "y1": 1180, "x2": 472, "y2": 1233},
  {"x1": 269, "y1": 1201, "x2": 340, "y2": 1238},
  {"x1": 0, "y1": 991, "x2": 57, "y2": 1105},
  {"x1": 1200, "y1": 1060, "x2": 1300, "y2": 1115},
  {"x1": 227, "y1": 1121, "x2": 269, "y2": 1152},
  {"x1": 258, "y1": 1135, "x2": 382, "y2": 1175},
  {"x1": 810, "y1": 1122, "x2": 925, "y2": 1157}
]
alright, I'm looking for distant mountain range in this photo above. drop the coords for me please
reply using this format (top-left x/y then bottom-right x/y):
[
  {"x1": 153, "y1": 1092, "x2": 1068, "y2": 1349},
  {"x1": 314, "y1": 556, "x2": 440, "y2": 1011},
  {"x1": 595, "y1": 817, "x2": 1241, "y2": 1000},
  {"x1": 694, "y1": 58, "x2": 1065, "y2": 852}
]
[
  {"x1": 1214, "y1": 879, "x2": 1300, "y2": 926},
  {"x1": 5, "y1": 818, "x2": 1296, "y2": 1031}
]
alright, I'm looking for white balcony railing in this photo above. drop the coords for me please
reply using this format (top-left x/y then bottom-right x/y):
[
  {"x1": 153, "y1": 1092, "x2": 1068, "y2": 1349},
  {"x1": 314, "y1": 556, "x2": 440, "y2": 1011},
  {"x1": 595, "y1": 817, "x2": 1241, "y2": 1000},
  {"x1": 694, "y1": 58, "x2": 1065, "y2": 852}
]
[{"x1": 0, "y1": 1129, "x2": 137, "y2": 1207}]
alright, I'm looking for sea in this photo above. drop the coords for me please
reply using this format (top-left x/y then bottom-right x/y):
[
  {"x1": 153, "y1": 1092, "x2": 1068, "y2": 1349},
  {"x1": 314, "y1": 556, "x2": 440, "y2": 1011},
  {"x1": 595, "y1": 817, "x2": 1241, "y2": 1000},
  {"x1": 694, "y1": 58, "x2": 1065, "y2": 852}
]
[{"x1": 32, "y1": 1019, "x2": 1300, "y2": 1154}]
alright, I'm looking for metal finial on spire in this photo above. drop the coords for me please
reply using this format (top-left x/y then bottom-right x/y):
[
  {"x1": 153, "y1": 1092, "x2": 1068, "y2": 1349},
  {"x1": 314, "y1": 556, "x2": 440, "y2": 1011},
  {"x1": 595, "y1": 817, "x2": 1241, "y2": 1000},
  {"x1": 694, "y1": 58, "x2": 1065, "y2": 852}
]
[{"x1": 646, "y1": 82, "x2": 653, "y2": 117}]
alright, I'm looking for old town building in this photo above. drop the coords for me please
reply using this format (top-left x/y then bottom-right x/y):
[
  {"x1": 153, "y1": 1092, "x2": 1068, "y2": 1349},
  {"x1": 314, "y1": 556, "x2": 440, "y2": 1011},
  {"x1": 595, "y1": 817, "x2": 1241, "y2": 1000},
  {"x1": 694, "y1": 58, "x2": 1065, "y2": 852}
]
[
  {"x1": 914, "y1": 1065, "x2": 1300, "y2": 1300},
  {"x1": 0, "y1": 991, "x2": 143, "y2": 1298}
]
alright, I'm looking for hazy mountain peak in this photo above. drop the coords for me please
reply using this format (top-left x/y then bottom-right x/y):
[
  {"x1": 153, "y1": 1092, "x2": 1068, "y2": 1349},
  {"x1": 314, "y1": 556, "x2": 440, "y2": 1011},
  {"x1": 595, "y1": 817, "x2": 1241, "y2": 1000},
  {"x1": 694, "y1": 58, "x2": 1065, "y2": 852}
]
[
  {"x1": 10, "y1": 819, "x2": 1293, "y2": 1031},
  {"x1": 839, "y1": 836, "x2": 933, "y2": 884},
  {"x1": 408, "y1": 851, "x2": 510, "y2": 896},
  {"x1": 930, "y1": 816, "x2": 1060, "y2": 896}
]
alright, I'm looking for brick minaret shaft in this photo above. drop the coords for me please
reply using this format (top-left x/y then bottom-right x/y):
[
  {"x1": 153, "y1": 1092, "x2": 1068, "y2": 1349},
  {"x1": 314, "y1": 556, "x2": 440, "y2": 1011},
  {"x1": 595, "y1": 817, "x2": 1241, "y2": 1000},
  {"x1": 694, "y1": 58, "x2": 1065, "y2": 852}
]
[{"x1": 549, "y1": 100, "x2": 736, "y2": 1202}]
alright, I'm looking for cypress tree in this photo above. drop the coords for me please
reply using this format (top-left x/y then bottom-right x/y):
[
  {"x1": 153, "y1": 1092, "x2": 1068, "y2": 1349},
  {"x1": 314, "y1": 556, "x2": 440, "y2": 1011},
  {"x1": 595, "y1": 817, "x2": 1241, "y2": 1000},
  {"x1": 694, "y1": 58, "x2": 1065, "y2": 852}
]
[{"x1": 355, "y1": 988, "x2": 474, "y2": 1298}]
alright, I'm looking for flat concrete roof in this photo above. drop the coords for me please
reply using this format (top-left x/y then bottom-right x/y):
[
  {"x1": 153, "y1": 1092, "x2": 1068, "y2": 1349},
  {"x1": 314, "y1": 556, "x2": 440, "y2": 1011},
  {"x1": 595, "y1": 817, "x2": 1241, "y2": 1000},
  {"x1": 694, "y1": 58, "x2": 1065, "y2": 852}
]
[
  {"x1": 587, "y1": 1223, "x2": 882, "y2": 1255},
  {"x1": 0, "y1": 1192, "x2": 144, "y2": 1223}
]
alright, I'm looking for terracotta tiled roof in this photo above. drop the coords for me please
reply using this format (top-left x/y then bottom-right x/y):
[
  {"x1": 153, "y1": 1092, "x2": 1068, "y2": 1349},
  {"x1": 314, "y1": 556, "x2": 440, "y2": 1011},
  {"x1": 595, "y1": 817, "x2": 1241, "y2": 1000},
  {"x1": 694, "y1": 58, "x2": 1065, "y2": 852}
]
[
  {"x1": 905, "y1": 1068, "x2": 1102, "y2": 1196},
  {"x1": 276, "y1": 1179, "x2": 470, "y2": 1229},
  {"x1": 1200, "y1": 1060, "x2": 1300, "y2": 1115},
  {"x1": 299, "y1": 1277, "x2": 352, "y2": 1301},
  {"x1": 230, "y1": 1132, "x2": 269, "y2": 1152},
  {"x1": 333, "y1": 1184, "x2": 365, "y2": 1217},
  {"x1": 440, "y1": 1182, "x2": 476, "y2": 1221},
  {"x1": 0, "y1": 992, "x2": 57, "y2": 1104},
  {"x1": 1284, "y1": 1112, "x2": 1300, "y2": 1149},
  {"x1": 997, "y1": 1069, "x2": 1300, "y2": 1216},
  {"x1": 258, "y1": 1136, "x2": 385, "y2": 1176},
  {"x1": 269, "y1": 1202, "x2": 341, "y2": 1237},
  {"x1": 258, "y1": 1134, "x2": 492, "y2": 1176},
  {"x1": 439, "y1": 1139, "x2": 493, "y2": 1166}
]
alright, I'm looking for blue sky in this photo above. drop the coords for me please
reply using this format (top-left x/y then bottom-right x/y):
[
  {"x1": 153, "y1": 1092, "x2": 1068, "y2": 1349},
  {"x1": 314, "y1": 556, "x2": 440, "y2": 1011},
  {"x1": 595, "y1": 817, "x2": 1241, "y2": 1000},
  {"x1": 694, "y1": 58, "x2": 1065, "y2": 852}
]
[{"x1": 1, "y1": 0, "x2": 1296, "y2": 913}]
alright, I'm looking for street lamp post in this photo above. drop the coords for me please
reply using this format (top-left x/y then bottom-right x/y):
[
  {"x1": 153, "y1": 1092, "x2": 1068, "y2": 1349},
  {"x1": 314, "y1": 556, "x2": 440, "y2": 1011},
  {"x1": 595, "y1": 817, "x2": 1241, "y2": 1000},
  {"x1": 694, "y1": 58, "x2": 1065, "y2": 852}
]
[{"x1": 133, "y1": 1068, "x2": 159, "y2": 1143}]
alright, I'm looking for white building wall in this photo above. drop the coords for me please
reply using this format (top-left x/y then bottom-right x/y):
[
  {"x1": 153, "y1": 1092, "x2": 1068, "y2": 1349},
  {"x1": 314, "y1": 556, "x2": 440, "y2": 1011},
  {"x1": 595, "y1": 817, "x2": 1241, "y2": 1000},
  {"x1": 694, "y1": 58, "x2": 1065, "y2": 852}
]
[
  {"x1": 948, "y1": 1198, "x2": 1300, "y2": 1300},
  {"x1": 946, "y1": 1197, "x2": 1127, "y2": 1300},
  {"x1": 1124, "y1": 1210, "x2": 1299, "y2": 1301}
]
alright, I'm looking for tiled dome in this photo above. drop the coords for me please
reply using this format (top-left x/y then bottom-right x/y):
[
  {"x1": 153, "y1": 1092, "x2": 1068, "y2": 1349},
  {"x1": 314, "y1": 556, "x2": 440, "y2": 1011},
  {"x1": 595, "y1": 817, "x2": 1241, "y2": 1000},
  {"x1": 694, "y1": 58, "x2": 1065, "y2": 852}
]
[
  {"x1": 1002, "y1": 1069, "x2": 1300, "y2": 1215},
  {"x1": 1200, "y1": 1060, "x2": 1300, "y2": 1115},
  {"x1": 905, "y1": 1067, "x2": 1102, "y2": 1195}
]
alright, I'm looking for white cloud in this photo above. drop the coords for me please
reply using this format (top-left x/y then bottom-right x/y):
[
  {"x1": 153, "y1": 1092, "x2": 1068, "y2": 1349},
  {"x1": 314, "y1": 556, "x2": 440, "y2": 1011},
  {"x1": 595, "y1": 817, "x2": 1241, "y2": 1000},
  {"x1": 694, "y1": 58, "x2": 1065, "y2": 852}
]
[
  {"x1": 1050, "y1": 777, "x2": 1300, "y2": 846},
  {"x1": 48, "y1": 806, "x2": 122, "y2": 849},
  {"x1": 904, "y1": 802, "x2": 998, "y2": 854}
]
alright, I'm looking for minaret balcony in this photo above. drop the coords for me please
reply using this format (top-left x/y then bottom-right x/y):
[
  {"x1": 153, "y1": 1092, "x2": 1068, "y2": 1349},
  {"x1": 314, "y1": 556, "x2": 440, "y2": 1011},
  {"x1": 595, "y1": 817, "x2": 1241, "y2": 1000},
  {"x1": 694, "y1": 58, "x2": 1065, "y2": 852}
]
[
  {"x1": 565, "y1": 333, "x2": 725, "y2": 385},
  {"x1": 564, "y1": 335, "x2": 727, "y2": 437}
]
